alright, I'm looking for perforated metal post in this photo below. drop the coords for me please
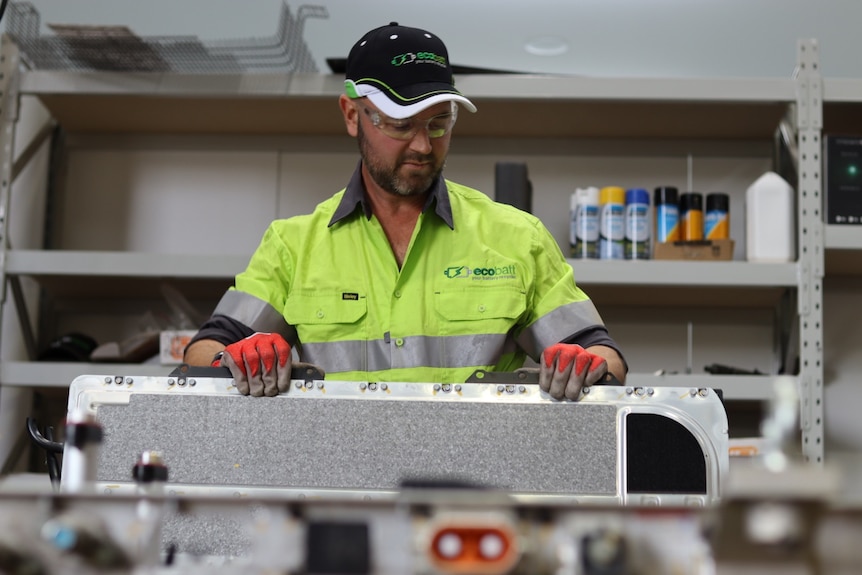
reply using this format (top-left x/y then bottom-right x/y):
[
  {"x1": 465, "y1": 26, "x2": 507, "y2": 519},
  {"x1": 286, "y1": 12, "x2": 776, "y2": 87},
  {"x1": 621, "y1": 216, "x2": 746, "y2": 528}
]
[
  {"x1": 794, "y1": 38, "x2": 825, "y2": 465},
  {"x1": 0, "y1": 36, "x2": 21, "y2": 311}
]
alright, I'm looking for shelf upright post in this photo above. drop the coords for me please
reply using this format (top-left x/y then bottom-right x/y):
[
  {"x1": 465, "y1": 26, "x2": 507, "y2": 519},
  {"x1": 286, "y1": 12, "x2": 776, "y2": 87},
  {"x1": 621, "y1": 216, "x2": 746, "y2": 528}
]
[
  {"x1": 793, "y1": 38, "x2": 825, "y2": 465},
  {"x1": 0, "y1": 35, "x2": 22, "y2": 341}
]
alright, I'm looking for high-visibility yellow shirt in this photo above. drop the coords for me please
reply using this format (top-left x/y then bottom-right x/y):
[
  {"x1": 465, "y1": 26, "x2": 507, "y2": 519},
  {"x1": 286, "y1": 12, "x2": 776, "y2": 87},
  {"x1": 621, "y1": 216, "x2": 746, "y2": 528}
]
[{"x1": 213, "y1": 166, "x2": 610, "y2": 383}]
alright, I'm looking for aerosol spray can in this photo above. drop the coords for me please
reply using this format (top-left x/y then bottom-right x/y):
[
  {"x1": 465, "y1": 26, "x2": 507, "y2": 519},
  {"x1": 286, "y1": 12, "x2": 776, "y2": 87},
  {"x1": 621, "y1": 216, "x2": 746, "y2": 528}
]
[
  {"x1": 705, "y1": 192, "x2": 730, "y2": 240},
  {"x1": 570, "y1": 186, "x2": 600, "y2": 259},
  {"x1": 679, "y1": 192, "x2": 704, "y2": 241},
  {"x1": 625, "y1": 188, "x2": 651, "y2": 259},
  {"x1": 599, "y1": 186, "x2": 626, "y2": 260},
  {"x1": 654, "y1": 186, "x2": 680, "y2": 244}
]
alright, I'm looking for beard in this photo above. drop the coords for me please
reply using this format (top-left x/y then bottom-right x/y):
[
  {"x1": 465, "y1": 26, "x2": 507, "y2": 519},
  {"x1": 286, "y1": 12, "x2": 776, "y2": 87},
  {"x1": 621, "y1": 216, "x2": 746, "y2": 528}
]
[{"x1": 357, "y1": 121, "x2": 445, "y2": 197}]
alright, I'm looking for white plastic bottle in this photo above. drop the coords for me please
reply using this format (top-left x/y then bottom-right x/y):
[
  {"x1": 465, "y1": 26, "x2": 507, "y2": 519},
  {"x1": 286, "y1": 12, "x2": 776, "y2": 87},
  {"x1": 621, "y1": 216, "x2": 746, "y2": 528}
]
[{"x1": 745, "y1": 172, "x2": 795, "y2": 262}]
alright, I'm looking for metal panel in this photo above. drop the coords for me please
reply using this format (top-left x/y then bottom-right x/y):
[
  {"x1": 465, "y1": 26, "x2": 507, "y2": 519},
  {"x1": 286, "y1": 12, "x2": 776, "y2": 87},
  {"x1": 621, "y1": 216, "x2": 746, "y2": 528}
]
[{"x1": 63, "y1": 373, "x2": 730, "y2": 506}]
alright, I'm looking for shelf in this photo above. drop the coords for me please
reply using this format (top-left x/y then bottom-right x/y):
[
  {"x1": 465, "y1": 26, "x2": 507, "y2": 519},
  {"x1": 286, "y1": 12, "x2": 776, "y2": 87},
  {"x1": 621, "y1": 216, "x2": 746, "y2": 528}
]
[
  {"x1": 18, "y1": 71, "x2": 796, "y2": 139},
  {"x1": 5, "y1": 250, "x2": 246, "y2": 299},
  {"x1": 572, "y1": 259, "x2": 797, "y2": 308},
  {"x1": 0, "y1": 361, "x2": 784, "y2": 401},
  {"x1": 823, "y1": 78, "x2": 862, "y2": 134},
  {"x1": 5, "y1": 250, "x2": 799, "y2": 305},
  {"x1": 825, "y1": 225, "x2": 862, "y2": 250},
  {"x1": 825, "y1": 226, "x2": 862, "y2": 278}
]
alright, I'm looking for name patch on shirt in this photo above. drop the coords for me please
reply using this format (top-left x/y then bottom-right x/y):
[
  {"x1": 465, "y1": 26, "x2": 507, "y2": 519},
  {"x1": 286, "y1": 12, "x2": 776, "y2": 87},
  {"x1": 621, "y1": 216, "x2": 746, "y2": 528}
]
[{"x1": 342, "y1": 292, "x2": 359, "y2": 300}]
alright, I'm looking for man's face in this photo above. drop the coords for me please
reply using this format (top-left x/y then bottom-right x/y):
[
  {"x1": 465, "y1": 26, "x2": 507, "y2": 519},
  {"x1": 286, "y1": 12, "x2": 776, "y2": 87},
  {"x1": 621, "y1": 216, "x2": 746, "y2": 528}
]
[{"x1": 355, "y1": 100, "x2": 453, "y2": 198}]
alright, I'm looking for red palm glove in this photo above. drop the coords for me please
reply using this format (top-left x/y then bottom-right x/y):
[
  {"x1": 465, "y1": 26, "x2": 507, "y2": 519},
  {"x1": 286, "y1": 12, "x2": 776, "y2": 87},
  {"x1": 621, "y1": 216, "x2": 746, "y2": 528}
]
[
  {"x1": 539, "y1": 343, "x2": 608, "y2": 400},
  {"x1": 219, "y1": 332, "x2": 292, "y2": 397}
]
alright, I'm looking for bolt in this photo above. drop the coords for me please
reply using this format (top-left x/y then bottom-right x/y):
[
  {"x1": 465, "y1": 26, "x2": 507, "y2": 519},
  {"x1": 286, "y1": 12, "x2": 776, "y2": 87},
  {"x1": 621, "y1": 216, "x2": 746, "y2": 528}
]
[
  {"x1": 359, "y1": 382, "x2": 367, "y2": 390},
  {"x1": 167, "y1": 379, "x2": 175, "y2": 386},
  {"x1": 114, "y1": 376, "x2": 123, "y2": 385},
  {"x1": 178, "y1": 378, "x2": 187, "y2": 387},
  {"x1": 380, "y1": 383, "x2": 387, "y2": 391},
  {"x1": 582, "y1": 386, "x2": 590, "y2": 394},
  {"x1": 369, "y1": 383, "x2": 378, "y2": 391},
  {"x1": 690, "y1": 388, "x2": 697, "y2": 397},
  {"x1": 125, "y1": 377, "x2": 133, "y2": 385},
  {"x1": 305, "y1": 381, "x2": 313, "y2": 389},
  {"x1": 104, "y1": 377, "x2": 112, "y2": 384},
  {"x1": 295, "y1": 381, "x2": 303, "y2": 389},
  {"x1": 317, "y1": 382, "x2": 324, "y2": 389},
  {"x1": 442, "y1": 384, "x2": 451, "y2": 392},
  {"x1": 625, "y1": 387, "x2": 633, "y2": 395},
  {"x1": 635, "y1": 387, "x2": 645, "y2": 397},
  {"x1": 433, "y1": 384, "x2": 441, "y2": 391},
  {"x1": 519, "y1": 385, "x2": 526, "y2": 393},
  {"x1": 497, "y1": 385, "x2": 505, "y2": 393},
  {"x1": 189, "y1": 379, "x2": 196, "y2": 387},
  {"x1": 506, "y1": 385, "x2": 515, "y2": 394},
  {"x1": 698, "y1": 388, "x2": 710, "y2": 397},
  {"x1": 647, "y1": 388, "x2": 655, "y2": 396},
  {"x1": 454, "y1": 385, "x2": 462, "y2": 392}
]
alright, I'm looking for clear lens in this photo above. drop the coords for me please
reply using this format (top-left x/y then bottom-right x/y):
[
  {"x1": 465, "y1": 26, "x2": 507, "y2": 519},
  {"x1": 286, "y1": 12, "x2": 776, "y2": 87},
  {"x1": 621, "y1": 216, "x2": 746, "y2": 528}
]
[{"x1": 358, "y1": 101, "x2": 457, "y2": 140}]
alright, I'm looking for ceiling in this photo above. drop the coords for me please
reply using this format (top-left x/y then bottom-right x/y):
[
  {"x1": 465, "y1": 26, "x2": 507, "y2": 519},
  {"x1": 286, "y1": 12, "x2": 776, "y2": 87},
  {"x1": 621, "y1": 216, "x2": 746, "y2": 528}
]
[{"x1": 3, "y1": 0, "x2": 862, "y2": 79}]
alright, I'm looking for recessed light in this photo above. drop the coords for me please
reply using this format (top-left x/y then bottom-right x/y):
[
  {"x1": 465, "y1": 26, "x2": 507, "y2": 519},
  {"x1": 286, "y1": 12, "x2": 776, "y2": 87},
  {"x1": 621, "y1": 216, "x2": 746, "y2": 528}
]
[{"x1": 524, "y1": 36, "x2": 569, "y2": 57}]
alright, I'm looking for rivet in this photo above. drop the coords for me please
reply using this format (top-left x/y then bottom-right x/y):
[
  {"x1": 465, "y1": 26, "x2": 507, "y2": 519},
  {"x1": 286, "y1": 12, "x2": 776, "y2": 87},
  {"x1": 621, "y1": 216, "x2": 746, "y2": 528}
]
[
  {"x1": 698, "y1": 388, "x2": 710, "y2": 397},
  {"x1": 497, "y1": 385, "x2": 505, "y2": 393},
  {"x1": 454, "y1": 385, "x2": 462, "y2": 392},
  {"x1": 582, "y1": 386, "x2": 590, "y2": 394},
  {"x1": 433, "y1": 384, "x2": 441, "y2": 391},
  {"x1": 295, "y1": 381, "x2": 303, "y2": 389},
  {"x1": 317, "y1": 382, "x2": 325, "y2": 389},
  {"x1": 518, "y1": 385, "x2": 526, "y2": 393},
  {"x1": 380, "y1": 383, "x2": 387, "y2": 391},
  {"x1": 114, "y1": 376, "x2": 123, "y2": 385},
  {"x1": 305, "y1": 381, "x2": 313, "y2": 389},
  {"x1": 359, "y1": 382, "x2": 367, "y2": 390},
  {"x1": 369, "y1": 383, "x2": 377, "y2": 391},
  {"x1": 125, "y1": 377, "x2": 133, "y2": 385},
  {"x1": 178, "y1": 378, "x2": 187, "y2": 387},
  {"x1": 625, "y1": 387, "x2": 634, "y2": 395},
  {"x1": 442, "y1": 384, "x2": 451, "y2": 392},
  {"x1": 188, "y1": 379, "x2": 196, "y2": 387},
  {"x1": 647, "y1": 388, "x2": 655, "y2": 396},
  {"x1": 104, "y1": 377, "x2": 112, "y2": 384},
  {"x1": 167, "y1": 379, "x2": 175, "y2": 386}
]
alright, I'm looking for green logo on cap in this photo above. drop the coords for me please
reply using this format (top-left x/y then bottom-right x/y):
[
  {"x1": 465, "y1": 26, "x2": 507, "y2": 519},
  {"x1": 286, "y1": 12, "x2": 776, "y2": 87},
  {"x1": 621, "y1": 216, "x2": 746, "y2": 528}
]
[{"x1": 392, "y1": 52, "x2": 447, "y2": 67}]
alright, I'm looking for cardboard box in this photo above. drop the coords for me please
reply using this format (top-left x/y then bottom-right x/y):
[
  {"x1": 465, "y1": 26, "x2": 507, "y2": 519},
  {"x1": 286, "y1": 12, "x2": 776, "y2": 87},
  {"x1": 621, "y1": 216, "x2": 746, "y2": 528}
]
[
  {"x1": 159, "y1": 330, "x2": 196, "y2": 365},
  {"x1": 653, "y1": 239, "x2": 735, "y2": 261}
]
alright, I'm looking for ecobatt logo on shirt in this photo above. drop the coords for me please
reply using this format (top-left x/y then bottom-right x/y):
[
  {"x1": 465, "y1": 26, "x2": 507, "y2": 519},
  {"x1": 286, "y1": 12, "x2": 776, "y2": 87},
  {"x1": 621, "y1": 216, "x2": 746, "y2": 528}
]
[{"x1": 444, "y1": 265, "x2": 517, "y2": 280}]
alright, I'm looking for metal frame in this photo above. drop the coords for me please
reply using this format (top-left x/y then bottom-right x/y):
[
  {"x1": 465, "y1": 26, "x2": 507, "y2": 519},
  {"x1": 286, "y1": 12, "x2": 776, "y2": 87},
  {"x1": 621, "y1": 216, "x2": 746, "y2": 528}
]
[
  {"x1": 0, "y1": 33, "x2": 834, "y2": 467},
  {"x1": 794, "y1": 39, "x2": 826, "y2": 465}
]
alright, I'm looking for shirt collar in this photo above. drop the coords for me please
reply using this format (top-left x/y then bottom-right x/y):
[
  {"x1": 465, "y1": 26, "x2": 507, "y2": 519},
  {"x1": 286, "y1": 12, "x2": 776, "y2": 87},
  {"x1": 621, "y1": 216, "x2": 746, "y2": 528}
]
[{"x1": 328, "y1": 160, "x2": 454, "y2": 229}]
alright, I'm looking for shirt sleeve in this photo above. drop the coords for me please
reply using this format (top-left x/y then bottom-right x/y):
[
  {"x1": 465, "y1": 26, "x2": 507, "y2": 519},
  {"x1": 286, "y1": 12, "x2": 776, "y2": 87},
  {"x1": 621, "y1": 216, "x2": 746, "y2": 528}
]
[{"x1": 187, "y1": 314, "x2": 255, "y2": 348}]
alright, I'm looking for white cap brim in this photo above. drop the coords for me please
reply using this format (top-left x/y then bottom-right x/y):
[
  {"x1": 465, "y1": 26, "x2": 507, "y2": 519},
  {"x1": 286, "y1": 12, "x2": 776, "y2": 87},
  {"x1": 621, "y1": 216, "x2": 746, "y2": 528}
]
[{"x1": 353, "y1": 84, "x2": 477, "y2": 119}]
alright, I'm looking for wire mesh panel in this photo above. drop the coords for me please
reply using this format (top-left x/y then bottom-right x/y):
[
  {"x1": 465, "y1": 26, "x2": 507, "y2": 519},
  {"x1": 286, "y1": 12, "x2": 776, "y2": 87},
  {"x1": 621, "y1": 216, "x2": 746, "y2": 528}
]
[{"x1": 5, "y1": 1, "x2": 328, "y2": 73}]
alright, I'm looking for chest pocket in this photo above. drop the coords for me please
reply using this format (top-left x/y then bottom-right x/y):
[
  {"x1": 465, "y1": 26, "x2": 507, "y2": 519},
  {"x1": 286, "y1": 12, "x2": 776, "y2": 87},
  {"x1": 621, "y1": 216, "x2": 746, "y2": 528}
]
[
  {"x1": 436, "y1": 286, "x2": 527, "y2": 332},
  {"x1": 283, "y1": 290, "x2": 368, "y2": 342}
]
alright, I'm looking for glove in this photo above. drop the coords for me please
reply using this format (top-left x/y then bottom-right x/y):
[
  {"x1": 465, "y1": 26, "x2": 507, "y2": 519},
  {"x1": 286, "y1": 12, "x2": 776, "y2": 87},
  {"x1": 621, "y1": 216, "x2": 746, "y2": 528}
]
[
  {"x1": 539, "y1": 343, "x2": 608, "y2": 401},
  {"x1": 218, "y1": 332, "x2": 292, "y2": 397}
]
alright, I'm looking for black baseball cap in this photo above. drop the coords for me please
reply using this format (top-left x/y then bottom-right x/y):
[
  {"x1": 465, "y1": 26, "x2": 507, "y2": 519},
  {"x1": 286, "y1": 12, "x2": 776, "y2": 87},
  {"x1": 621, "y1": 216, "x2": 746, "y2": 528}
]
[{"x1": 344, "y1": 22, "x2": 477, "y2": 119}]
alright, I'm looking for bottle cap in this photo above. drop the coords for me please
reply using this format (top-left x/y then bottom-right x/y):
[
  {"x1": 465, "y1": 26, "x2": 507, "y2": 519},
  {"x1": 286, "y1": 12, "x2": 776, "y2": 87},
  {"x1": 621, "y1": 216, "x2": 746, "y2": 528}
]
[
  {"x1": 679, "y1": 192, "x2": 703, "y2": 211},
  {"x1": 600, "y1": 186, "x2": 625, "y2": 205},
  {"x1": 654, "y1": 186, "x2": 678, "y2": 205},
  {"x1": 706, "y1": 192, "x2": 729, "y2": 212},
  {"x1": 626, "y1": 188, "x2": 650, "y2": 205}
]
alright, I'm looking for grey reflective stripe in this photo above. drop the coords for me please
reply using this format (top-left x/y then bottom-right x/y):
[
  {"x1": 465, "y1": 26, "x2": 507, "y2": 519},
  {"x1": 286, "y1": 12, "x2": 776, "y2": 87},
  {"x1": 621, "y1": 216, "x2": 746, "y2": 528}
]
[
  {"x1": 301, "y1": 333, "x2": 517, "y2": 372},
  {"x1": 516, "y1": 299, "x2": 605, "y2": 359},
  {"x1": 213, "y1": 290, "x2": 298, "y2": 345}
]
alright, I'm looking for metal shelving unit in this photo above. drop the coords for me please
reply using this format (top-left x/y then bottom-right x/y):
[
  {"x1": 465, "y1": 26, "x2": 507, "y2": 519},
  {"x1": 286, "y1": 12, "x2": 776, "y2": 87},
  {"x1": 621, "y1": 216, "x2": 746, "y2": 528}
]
[{"x1": 0, "y1": 35, "x2": 838, "y2": 463}]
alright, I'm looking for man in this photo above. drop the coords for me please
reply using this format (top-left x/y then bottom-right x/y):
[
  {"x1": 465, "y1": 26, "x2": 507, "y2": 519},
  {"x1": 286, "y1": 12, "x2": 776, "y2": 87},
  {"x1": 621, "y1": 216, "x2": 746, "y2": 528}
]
[{"x1": 184, "y1": 22, "x2": 627, "y2": 398}]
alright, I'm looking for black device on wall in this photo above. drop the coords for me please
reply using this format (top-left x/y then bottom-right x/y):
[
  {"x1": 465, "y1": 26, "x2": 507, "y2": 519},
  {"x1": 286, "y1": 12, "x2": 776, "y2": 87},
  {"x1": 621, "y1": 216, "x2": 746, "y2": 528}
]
[
  {"x1": 825, "y1": 135, "x2": 862, "y2": 224},
  {"x1": 494, "y1": 162, "x2": 532, "y2": 213}
]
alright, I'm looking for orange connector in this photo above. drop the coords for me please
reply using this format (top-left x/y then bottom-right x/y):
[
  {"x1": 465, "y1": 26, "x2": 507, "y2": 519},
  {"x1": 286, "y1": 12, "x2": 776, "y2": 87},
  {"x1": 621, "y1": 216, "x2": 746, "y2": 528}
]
[{"x1": 428, "y1": 524, "x2": 519, "y2": 574}]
